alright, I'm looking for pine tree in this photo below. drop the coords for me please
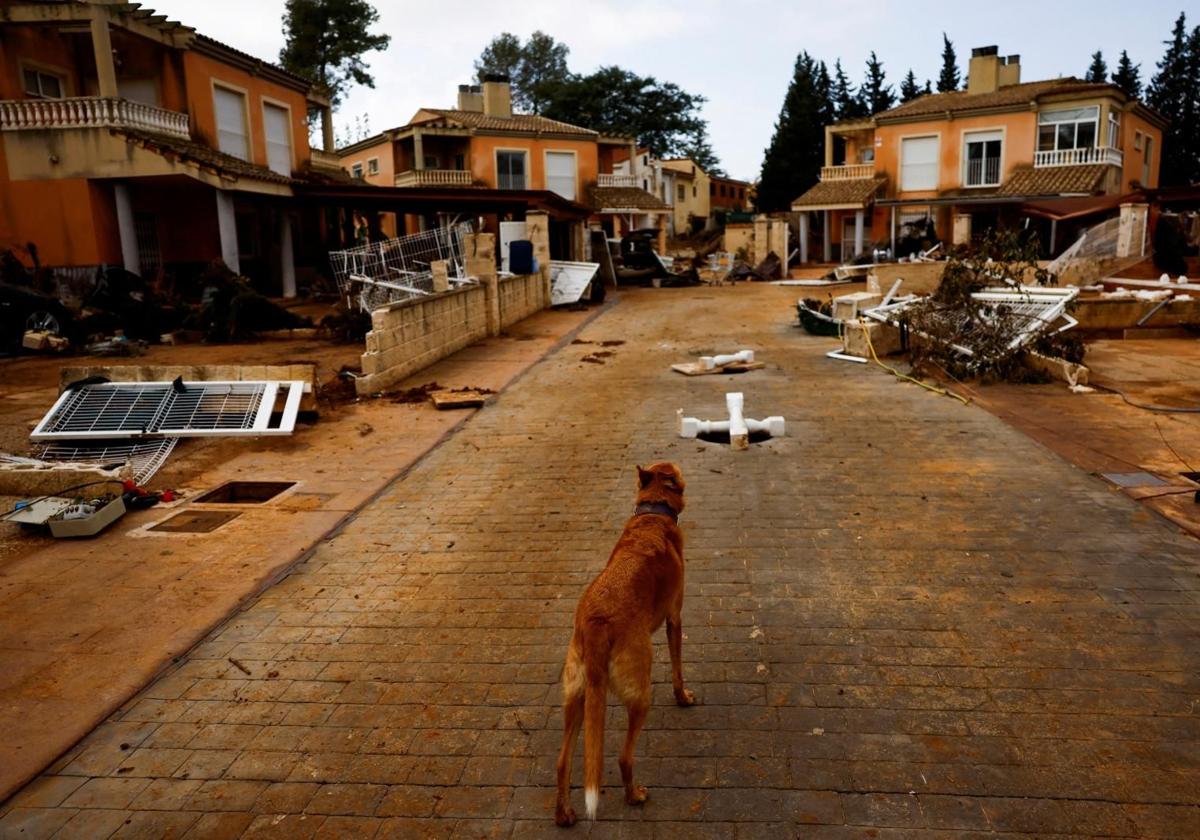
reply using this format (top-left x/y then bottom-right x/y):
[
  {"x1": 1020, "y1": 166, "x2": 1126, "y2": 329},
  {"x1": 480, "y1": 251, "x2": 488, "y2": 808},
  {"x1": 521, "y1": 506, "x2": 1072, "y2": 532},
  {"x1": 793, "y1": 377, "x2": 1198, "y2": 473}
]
[
  {"x1": 900, "y1": 69, "x2": 922, "y2": 102},
  {"x1": 832, "y1": 60, "x2": 866, "y2": 120},
  {"x1": 279, "y1": 0, "x2": 390, "y2": 109},
  {"x1": 1112, "y1": 50, "x2": 1143, "y2": 98},
  {"x1": 860, "y1": 51, "x2": 896, "y2": 115},
  {"x1": 1086, "y1": 51, "x2": 1108, "y2": 83},
  {"x1": 757, "y1": 53, "x2": 836, "y2": 212},
  {"x1": 937, "y1": 33, "x2": 960, "y2": 92},
  {"x1": 1147, "y1": 13, "x2": 1199, "y2": 186}
]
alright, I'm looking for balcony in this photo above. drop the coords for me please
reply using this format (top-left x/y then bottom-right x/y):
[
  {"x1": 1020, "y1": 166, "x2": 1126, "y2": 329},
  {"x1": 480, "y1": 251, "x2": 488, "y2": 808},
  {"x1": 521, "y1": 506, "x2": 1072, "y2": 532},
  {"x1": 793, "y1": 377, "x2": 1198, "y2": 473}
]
[
  {"x1": 598, "y1": 173, "x2": 638, "y2": 188},
  {"x1": 820, "y1": 163, "x2": 875, "y2": 181},
  {"x1": 394, "y1": 169, "x2": 473, "y2": 187},
  {"x1": 309, "y1": 148, "x2": 344, "y2": 172},
  {"x1": 1034, "y1": 146, "x2": 1123, "y2": 168},
  {"x1": 0, "y1": 97, "x2": 189, "y2": 140}
]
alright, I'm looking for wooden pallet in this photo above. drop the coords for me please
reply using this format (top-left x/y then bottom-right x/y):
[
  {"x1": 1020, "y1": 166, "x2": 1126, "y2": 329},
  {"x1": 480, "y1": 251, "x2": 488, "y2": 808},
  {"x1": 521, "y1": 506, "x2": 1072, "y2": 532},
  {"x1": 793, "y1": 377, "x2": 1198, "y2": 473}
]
[
  {"x1": 670, "y1": 361, "x2": 765, "y2": 377},
  {"x1": 429, "y1": 389, "x2": 491, "y2": 409}
]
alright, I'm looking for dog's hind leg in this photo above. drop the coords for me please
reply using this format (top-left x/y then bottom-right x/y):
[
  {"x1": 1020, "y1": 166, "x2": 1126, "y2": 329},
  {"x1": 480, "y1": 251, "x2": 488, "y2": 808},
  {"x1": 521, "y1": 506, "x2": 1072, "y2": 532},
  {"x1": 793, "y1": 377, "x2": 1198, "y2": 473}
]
[
  {"x1": 612, "y1": 638, "x2": 652, "y2": 806},
  {"x1": 666, "y1": 613, "x2": 696, "y2": 707},
  {"x1": 555, "y1": 642, "x2": 585, "y2": 826}
]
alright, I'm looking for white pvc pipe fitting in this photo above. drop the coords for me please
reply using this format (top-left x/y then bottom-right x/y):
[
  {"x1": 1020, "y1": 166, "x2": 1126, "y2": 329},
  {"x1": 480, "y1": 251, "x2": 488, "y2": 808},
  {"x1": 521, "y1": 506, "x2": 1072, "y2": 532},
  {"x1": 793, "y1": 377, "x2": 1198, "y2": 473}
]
[
  {"x1": 726, "y1": 392, "x2": 749, "y2": 450},
  {"x1": 700, "y1": 349, "x2": 754, "y2": 371}
]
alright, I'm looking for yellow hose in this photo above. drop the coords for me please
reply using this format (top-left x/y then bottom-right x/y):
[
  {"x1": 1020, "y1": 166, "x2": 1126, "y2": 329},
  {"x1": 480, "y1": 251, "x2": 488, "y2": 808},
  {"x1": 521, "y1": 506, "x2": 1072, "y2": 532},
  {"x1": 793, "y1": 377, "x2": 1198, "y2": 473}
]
[{"x1": 861, "y1": 321, "x2": 971, "y2": 406}]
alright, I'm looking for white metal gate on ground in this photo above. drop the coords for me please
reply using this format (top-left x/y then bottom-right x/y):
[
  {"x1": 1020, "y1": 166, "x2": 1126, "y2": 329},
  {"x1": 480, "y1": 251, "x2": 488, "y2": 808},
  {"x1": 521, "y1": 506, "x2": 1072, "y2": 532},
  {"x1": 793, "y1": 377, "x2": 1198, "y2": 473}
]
[{"x1": 31, "y1": 381, "x2": 305, "y2": 441}]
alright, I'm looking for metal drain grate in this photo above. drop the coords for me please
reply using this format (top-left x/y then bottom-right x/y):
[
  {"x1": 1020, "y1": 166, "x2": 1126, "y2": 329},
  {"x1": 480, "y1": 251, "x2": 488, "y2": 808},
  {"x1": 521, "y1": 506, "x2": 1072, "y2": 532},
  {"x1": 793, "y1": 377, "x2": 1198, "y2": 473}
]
[{"x1": 1101, "y1": 472, "x2": 1169, "y2": 488}]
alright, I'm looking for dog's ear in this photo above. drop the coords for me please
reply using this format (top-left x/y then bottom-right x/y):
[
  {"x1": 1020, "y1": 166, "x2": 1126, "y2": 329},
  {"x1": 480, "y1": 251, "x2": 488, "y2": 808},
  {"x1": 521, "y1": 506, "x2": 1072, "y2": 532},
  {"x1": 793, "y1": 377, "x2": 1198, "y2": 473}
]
[{"x1": 637, "y1": 465, "x2": 653, "y2": 489}]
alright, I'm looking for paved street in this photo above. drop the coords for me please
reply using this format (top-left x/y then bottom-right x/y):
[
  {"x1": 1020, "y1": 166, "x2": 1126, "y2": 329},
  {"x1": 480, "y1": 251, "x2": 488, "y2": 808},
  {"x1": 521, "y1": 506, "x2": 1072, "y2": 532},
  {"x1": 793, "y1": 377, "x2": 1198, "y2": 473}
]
[{"x1": 2, "y1": 284, "x2": 1199, "y2": 838}]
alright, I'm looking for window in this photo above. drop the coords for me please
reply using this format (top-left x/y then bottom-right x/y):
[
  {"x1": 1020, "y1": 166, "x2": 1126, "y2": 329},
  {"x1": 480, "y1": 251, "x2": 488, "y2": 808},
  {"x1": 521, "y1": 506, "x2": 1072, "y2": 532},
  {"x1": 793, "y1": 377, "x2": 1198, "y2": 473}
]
[
  {"x1": 1143, "y1": 136, "x2": 1153, "y2": 184},
  {"x1": 1107, "y1": 111, "x2": 1120, "y2": 149},
  {"x1": 963, "y1": 130, "x2": 1002, "y2": 187},
  {"x1": 860, "y1": 148, "x2": 876, "y2": 164},
  {"x1": 351, "y1": 162, "x2": 364, "y2": 178},
  {"x1": 1037, "y1": 106, "x2": 1099, "y2": 152},
  {"x1": 496, "y1": 150, "x2": 526, "y2": 190},
  {"x1": 262, "y1": 102, "x2": 292, "y2": 176},
  {"x1": 642, "y1": 179, "x2": 648, "y2": 191},
  {"x1": 677, "y1": 184, "x2": 685, "y2": 201},
  {"x1": 545, "y1": 151, "x2": 576, "y2": 200},
  {"x1": 1134, "y1": 130, "x2": 1143, "y2": 151},
  {"x1": 692, "y1": 185, "x2": 697, "y2": 197},
  {"x1": 900, "y1": 136, "x2": 939, "y2": 191},
  {"x1": 22, "y1": 67, "x2": 63, "y2": 99},
  {"x1": 454, "y1": 154, "x2": 465, "y2": 170},
  {"x1": 367, "y1": 157, "x2": 380, "y2": 175},
  {"x1": 213, "y1": 85, "x2": 249, "y2": 161}
]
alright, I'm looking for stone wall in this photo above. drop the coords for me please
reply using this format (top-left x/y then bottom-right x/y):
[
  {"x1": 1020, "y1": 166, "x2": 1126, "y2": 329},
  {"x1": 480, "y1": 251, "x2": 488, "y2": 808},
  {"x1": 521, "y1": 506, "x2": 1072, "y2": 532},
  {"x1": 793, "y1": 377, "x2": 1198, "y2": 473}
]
[{"x1": 355, "y1": 230, "x2": 551, "y2": 395}]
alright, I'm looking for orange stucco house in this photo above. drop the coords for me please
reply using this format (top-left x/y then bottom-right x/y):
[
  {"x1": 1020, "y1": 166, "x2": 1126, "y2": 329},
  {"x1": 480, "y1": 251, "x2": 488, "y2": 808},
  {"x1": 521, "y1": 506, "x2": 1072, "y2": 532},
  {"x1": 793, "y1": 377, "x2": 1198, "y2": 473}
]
[
  {"x1": 0, "y1": 0, "x2": 343, "y2": 294},
  {"x1": 338, "y1": 77, "x2": 668, "y2": 247},
  {"x1": 792, "y1": 47, "x2": 1166, "y2": 262}
]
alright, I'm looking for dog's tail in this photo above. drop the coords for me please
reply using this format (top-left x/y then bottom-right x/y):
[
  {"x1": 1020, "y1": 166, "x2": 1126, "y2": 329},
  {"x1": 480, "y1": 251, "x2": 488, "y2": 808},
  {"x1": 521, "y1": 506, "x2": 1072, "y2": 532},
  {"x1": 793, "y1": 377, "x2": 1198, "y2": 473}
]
[{"x1": 582, "y1": 625, "x2": 610, "y2": 821}]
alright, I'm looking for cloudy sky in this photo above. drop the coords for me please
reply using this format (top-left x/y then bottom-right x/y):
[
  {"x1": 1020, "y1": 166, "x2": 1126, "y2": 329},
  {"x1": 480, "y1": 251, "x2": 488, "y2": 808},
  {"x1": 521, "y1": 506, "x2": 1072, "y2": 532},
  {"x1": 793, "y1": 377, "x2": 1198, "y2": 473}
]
[{"x1": 153, "y1": 0, "x2": 1185, "y2": 180}]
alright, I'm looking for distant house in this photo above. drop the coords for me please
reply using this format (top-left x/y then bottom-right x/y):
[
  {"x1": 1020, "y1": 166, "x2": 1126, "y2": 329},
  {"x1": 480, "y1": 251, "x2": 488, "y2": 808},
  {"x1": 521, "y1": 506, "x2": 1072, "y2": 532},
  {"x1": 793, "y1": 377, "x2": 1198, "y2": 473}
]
[
  {"x1": 661, "y1": 159, "x2": 712, "y2": 236},
  {"x1": 709, "y1": 175, "x2": 752, "y2": 214},
  {"x1": 339, "y1": 76, "x2": 669, "y2": 250},
  {"x1": 791, "y1": 47, "x2": 1166, "y2": 262},
  {"x1": 0, "y1": 0, "x2": 344, "y2": 294}
]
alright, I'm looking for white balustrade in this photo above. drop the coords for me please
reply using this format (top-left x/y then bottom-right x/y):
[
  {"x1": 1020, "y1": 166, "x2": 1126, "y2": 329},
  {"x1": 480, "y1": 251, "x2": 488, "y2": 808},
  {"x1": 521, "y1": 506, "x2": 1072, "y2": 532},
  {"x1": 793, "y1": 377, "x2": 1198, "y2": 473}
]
[
  {"x1": 0, "y1": 97, "x2": 189, "y2": 140},
  {"x1": 394, "y1": 169, "x2": 473, "y2": 187},
  {"x1": 598, "y1": 173, "x2": 638, "y2": 188},
  {"x1": 1034, "y1": 146, "x2": 1123, "y2": 168},
  {"x1": 819, "y1": 163, "x2": 875, "y2": 181}
]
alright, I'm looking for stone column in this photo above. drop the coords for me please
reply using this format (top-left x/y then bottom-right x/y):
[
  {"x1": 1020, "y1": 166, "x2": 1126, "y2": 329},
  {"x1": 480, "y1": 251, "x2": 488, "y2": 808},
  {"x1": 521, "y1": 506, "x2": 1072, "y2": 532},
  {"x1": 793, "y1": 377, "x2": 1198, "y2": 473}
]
[
  {"x1": 823, "y1": 211, "x2": 832, "y2": 263},
  {"x1": 215, "y1": 190, "x2": 240, "y2": 274},
  {"x1": 953, "y1": 212, "x2": 972, "y2": 246},
  {"x1": 90, "y1": 11, "x2": 118, "y2": 98},
  {"x1": 113, "y1": 182, "x2": 139, "y2": 275},
  {"x1": 656, "y1": 213, "x2": 667, "y2": 256},
  {"x1": 1117, "y1": 202, "x2": 1149, "y2": 258},
  {"x1": 798, "y1": 212, "x2": 809, "y2": 264},
  {"x1": 279, "y1": 213, "x2": 296, "y2": 297},
  {"x1": 431, "y1": 259, "x2": 449, "y2": 293},
  {"x1": 525, "y1": 211, "x2": 552, "y2": 307},
  {"x1": 413, "y1": 131, "x2": 425, "y2": 171},
  {"x1": 752, "y1": 214, "x2": 768, "y2": 264},
  {"x1": 466, "y1": 234, "x2": 499, "y2": 335},
  {"x1": 854, "y1": 210, "x2": 865, "y2": 257},
  {"x1": 321, "y1": 107, "x2": 335, "y2": 153}
]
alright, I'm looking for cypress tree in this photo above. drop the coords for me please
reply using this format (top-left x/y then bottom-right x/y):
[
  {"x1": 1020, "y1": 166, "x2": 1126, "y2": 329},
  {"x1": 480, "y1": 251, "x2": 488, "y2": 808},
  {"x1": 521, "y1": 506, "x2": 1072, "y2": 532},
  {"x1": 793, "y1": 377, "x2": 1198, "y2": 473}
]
[
  {"x1": 937, "y1": 33, "x2": 960, "y2": 92},
  {"x1": 1112, "y1": 50, "x2": 1143, "y2": 98},
  {"x1": 1086, "y1": 51, "x2": 1108, "y2": 82},
  {"x1": 860, "y1": 51, "x2": 896, "y2": 114},
  {"x1": 832, "y1": 60, "x2": 867, "y2": 120},
  {"x1": 1147, "y1": 13, "x2": 1199, "y2": 186},
  {"x1": 900, "y1": 69, "x2": 922, "y2": 103},
  {"x1": 757, "y1": 53, "x2": 836, "y2": 212}
]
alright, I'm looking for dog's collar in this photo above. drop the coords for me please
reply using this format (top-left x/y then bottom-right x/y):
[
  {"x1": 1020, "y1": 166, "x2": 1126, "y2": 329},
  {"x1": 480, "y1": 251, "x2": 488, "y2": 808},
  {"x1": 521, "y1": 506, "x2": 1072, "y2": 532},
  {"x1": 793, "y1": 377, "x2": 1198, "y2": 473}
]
[{"x1": 633, "y1": 501, "x2": 678, "y2": 522}]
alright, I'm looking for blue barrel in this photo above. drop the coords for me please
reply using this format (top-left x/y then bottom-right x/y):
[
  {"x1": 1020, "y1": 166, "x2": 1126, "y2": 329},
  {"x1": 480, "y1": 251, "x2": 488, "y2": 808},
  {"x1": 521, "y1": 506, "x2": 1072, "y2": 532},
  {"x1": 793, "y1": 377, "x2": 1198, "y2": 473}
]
[{"x1": 509, "y1": 239, "x2": 534, "y2": 274}]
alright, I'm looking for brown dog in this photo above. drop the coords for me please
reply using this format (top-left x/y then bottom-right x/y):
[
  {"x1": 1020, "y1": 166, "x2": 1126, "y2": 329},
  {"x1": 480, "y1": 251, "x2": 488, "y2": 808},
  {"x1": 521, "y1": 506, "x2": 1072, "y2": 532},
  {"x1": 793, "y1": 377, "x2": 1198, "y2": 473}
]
[{"x1": 554, "y1": 462, "x2": 695, "y2": 826}]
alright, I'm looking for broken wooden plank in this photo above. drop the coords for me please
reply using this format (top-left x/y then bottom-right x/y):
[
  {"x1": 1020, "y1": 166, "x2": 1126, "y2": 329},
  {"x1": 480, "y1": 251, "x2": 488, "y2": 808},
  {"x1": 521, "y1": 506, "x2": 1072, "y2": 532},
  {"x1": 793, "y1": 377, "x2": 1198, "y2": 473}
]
[{"x1": 428, "y1": 389, "x2": 491, "y2": 410}]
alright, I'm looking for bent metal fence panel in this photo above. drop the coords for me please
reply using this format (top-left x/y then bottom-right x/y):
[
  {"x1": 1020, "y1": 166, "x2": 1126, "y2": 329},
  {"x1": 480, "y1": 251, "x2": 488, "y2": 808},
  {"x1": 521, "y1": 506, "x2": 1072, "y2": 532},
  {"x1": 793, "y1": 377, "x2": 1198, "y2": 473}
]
[{"x1": 329, "y1": 223, "x2": 474, "y2": 313}]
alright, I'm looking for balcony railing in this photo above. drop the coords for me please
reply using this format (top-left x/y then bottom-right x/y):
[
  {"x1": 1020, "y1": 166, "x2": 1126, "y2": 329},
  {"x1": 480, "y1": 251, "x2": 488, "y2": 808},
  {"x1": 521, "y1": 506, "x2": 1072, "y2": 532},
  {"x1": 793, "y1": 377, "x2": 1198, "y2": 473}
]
[
  {"x1": 0, "y1": 97, "x2": 189, "y2": 140},
  {"x1": 394, "y1": 168, "x2": 473, "y2": 187},
  {"x1": 598, "y1": 173, "x2": 638, "y2": 188},
  {"x1": 1034, "y1": 146, "x2": 1123, "y2": 168},
  {"x1": 965, "y1": 157, "x2": 1001, "y2": 188},
  {"x1": 819, "y1": 163, "x2": 875, "y2": 181},
  {"x1": 309, "y1": 148, "x2": 343, "y2": 172}
]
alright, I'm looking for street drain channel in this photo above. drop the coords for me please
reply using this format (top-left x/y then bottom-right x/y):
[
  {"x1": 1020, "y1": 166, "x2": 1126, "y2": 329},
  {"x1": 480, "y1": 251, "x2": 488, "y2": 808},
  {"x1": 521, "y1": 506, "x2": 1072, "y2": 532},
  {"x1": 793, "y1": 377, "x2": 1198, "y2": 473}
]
[
  {"x1": 150, "y1": 510, "x2": 242, "y2": 533},
  {"x1": 697, "y1": 429, "x2": 773, "y2": 446},
  {"x1": 194, "y1": 481, "x2": 296, "y2": 504}
]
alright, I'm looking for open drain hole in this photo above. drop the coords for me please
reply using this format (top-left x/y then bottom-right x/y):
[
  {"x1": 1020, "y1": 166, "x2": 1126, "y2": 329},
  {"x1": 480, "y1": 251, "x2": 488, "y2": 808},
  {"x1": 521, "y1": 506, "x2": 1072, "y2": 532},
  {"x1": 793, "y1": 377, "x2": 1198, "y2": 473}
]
[
  {"x1": 696, "y1": 429, "x2": 772, "y2": 445},
  {"x1": 194, "y1": 481, "x2": 296, "y2": 504}
]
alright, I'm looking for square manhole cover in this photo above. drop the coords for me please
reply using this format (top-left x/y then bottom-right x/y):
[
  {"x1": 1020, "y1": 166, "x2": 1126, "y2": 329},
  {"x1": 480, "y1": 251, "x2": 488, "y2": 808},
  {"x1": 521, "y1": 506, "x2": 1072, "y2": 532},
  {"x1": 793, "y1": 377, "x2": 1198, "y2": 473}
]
[
  {"x1": 1101, "y1": 472, "x2": 1168, "y2": 488},
  {"x1": 150, "y1": 510, "x2": 242, "y2": 533},
  {"x1": 193, "y1": 481, "x2": 296, "y2": 504}
]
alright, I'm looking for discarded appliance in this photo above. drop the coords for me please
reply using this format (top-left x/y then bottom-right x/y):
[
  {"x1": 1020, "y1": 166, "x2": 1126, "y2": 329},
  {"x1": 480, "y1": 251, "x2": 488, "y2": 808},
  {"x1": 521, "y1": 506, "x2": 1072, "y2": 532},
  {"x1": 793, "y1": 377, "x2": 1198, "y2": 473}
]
[
  {"x1": 677, "y1": 393, "x2": 785, "y2": 451},
  {"x1": 47, "y1": 494, "x2": 127, "y2": 538},
  {"x1": 549, "y1": 261, "x2": 600, "y2": 306}
]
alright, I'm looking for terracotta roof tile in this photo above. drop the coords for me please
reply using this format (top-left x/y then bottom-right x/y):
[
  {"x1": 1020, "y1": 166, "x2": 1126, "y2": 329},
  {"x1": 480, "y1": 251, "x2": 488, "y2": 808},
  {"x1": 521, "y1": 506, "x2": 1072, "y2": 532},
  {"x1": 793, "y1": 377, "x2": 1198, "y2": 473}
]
[
  {"x1": 588, "y1": 186, "x2": 670, "y2": 211},
  {"x1": 116, "y1": 129, "x2": 296, "y2": 185},
  {"x1": 997, "y1": 165, "x2": 1107, "y2": 196},
  {"x1": 791, "y1": 177, "x2": 886, "y2": 209},
  {"x1": 877, "y1": 78, "x2": 1116, "y2": 121},
  {"x1": 417, "y1": 109, "x2": 597, "y2": 136}
]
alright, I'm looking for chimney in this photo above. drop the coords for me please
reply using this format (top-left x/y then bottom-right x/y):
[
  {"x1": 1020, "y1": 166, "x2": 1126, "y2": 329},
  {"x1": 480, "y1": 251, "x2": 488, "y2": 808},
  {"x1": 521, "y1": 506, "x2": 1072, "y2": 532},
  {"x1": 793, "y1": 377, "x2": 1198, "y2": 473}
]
[
  {"x1": 481, "y1": 74, "x2": 512, "y2": 118},
  {"x1": 967, "y1": 46, "x2": 1001, "y2": 94},
  {"x1": 457, "y1": 84, "x2": 483, "y2": 113},
  {"x1": 998, "y1": 55, "x2": 1021, "y2": 88}
]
